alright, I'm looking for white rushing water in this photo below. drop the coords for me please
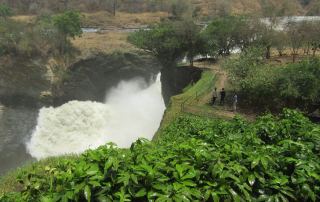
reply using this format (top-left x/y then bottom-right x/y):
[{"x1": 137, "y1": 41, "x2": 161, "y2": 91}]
[{"x1": 27, "y1": 74, "x2": 165, "y2": 159}]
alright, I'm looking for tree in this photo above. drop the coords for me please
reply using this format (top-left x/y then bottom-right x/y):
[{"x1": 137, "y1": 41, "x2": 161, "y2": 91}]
[
  {"x1": 286, "y1": 21, "x2": 305, "y2": 62},
  {"x1": 128, "y1": 19, "x2": 206, "y2": 67},
  {"x1": 0, "y1": 4, "x2": 12, "y2": 19},
  {"x1": 298, "y1": 20, "x2": 320, "y2": 56},
  {"x1": 128, "y1": 21, "x2": 185, "y2": 66},
  {"x1": 175, "y1": 20, "x2": 206, "y2": 67},
  {"x1": 203, "y1": 16, "x2": 252, "y2": 56},
  {"x1": 53, "y1": 11, "x2": 82, "y2": 54},
  {"x1": 272, "y1": 30, "x2": 289, "y2": 56},
  {"x1": 259, "y1": 24, "x2": 277, "y2": 59},
  {"x1": 170, "y1": 0, "x2": 191, "y2": 20}
]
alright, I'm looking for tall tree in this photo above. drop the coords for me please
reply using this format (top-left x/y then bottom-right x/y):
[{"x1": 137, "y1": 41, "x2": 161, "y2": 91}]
[
  {"x1": 53, "y1": 11, "x2": 82, "y2": 54},
  {"x1": 128, "y1": 19, "x2": 206, "y2": 66},
  {"x1": 286, "y1": 21, "x2": 305, "y2": 62}
]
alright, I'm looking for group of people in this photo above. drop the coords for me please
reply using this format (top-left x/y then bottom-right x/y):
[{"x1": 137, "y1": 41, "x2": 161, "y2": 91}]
[
  {"x1": 211, "y1": 88, "x2": 238, "y2": 112},
  {"x1": 211, "y1": 88, "x2": 225, "y2": 106}
]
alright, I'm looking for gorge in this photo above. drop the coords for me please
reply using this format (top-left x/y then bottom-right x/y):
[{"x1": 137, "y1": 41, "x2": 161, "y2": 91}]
[{"x1": 0, "y1": 53, "x2": 201, "y2": 175}]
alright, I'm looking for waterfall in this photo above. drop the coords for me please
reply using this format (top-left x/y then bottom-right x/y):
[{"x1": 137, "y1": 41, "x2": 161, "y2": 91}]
[{"x1": 27, "y1": 74, "x2": 165, "y2": 159}]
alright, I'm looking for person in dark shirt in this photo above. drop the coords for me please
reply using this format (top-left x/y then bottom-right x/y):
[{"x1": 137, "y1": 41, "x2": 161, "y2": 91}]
[{"x1": 220, "y1": 88, "x2": 226, "y2": 105}]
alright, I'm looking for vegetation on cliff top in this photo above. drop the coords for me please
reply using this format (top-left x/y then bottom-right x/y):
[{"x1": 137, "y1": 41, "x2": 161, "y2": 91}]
[{"x1": 0, "y1": 10, "x2": 82, "y2": 57}]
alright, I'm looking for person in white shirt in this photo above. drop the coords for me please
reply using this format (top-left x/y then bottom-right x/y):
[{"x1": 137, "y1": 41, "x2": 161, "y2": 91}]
[
  {"x1": 212, "y1": 87, "x2": 218, "y2": 106},
  {"x1": 233, "y1": 93, "x2": 238, "y2": 112}
]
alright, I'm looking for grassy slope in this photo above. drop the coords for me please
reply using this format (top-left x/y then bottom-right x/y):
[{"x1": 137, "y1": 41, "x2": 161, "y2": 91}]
[
  {"x1": 191, "y1": 0, "x2": 305, "y2": 17},
  {"x1": 155, "y1": 70, "x2": 218, "y2": 140},
  {"x1": 82, "y1": 11, "x2": 168, "y2": 28}
]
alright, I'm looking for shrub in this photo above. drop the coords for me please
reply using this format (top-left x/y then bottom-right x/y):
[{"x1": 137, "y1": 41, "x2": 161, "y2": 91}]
[
  {"x1": 225, "y1": 49, "x2": 320, "y2": 112},
  {"x1": 1, "y1": 110, "x2": 319, "y2": 201}
]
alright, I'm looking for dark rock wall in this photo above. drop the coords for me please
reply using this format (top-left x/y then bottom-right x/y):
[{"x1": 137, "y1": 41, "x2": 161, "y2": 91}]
[
  {"x1": 0, "y1": 57, "x2": 51, "y2": 108},
  {"x1": 161, "y1": 66, "x2": 202, "y2": 106},
  {"x1": 54, "y1": 52, "x2": 162, "y2": 105}
]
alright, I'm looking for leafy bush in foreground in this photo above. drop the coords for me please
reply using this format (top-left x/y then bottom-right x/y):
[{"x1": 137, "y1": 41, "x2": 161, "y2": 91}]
[{"x1": 1, "y1": 110, "x2": 320, "y2": 201}]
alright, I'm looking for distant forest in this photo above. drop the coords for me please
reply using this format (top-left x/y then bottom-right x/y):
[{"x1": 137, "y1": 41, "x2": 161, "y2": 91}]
[{"x1": 0, "y1": 0, "x2": 319, "y2": 16}]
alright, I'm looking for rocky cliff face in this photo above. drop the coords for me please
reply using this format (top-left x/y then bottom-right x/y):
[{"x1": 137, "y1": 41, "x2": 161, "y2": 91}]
[
  {"x1": 0, "y1": 52, "x2": 162, "y2": 107},
  {"x1": 0, "y1": 52, "x2": 201, "y2": 108},
  {"x1": 0, "y1": 56, "x2": 52, "y2": 108},
  {"x1": 53, "y1": 52, "x2": 162, "y2": 105},
  {"x1": 161, "y1": 66, "x2": 202, "y2": 106}
]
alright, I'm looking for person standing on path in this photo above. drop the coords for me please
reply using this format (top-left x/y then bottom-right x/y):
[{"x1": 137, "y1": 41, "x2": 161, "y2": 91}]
[
  {"x1": 233, "y1": 93, "x2": 238, "y2": 112},
  {"x1": 212, "y1": 87, "x2": 218, "y2": 106},
  {"x1": 220, "y1": 88, "x2": 226, "y2": 105}
]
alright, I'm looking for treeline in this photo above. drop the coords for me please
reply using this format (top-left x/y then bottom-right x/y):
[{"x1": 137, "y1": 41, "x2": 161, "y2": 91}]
[
  {"x1": 129, "y1": 15, "x2": 320, "y2": 65},
  {"x1": 0, "y1": 0, "x2": 174, "y2": 14},
  {"x1": 225, "y1": 48, "x2": 320, "y2": 113},
  {"x1": 1, "y1": 0, "x2": 319, "y2": 16},
  {"x1": 128, "y1": 14, "x2": 320, "y2": 113}
]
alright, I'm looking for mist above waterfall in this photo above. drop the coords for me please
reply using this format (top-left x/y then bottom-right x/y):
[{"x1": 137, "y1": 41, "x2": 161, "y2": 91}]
[{"x1": 27, "y1": 74, "x2": 165, "y2": 159}]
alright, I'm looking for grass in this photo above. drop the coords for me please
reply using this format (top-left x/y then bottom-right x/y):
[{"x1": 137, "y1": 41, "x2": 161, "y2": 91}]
[
  {"x1": 154, "y1": 70, "x2": 217, "y2": 140},
  {"x1": 81, "y1": 11, "x2": 168, "y2": 28},
  {"x1": 71, "y1": 31, "x2": 137, "y2": 55},
  {"x1": 10, "y1": 15, "x2": 35, "y2": 23}
]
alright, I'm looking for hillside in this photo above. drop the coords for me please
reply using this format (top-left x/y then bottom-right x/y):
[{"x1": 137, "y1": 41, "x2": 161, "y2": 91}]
[
  {"x1": 191, "y1": 0, "x2": 320, "y2": 17},
  {"x1": 1, "y1": 0, "x2": 319, "y2": 16}
]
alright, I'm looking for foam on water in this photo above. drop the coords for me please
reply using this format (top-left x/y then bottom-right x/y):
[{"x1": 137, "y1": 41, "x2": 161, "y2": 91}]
[{"x1": 27, "y1": 74, "x2": 165, "y2": 159}]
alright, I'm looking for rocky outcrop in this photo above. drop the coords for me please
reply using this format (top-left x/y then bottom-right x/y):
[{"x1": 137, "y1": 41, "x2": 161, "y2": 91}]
[
  {"x1": 54, "y1": 52, "x2": 162, "y2": 105},
  {"x1": 0, "y1": 51, "x2": 200, "y2": 108},
  {"x1": 161, "y1": 66, "x2": 202, "y2": 106},
  {"x1": 0, "y1": 56, "x2": 52, "y2": 108}
]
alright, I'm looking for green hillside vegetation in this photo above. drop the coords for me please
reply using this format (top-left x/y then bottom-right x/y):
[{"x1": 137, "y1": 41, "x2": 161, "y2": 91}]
[
  {"x1": 1, "y1": 108, "x2": 319, "y2": 201},
  {"x1": 129, "y1": 15, "x2": 320, "y2": 114},
  {"x1": 224, "y1": 48, "x2": 320, "y2": 113}
]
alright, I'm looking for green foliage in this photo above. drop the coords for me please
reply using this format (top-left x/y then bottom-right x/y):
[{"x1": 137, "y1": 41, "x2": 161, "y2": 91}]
[
  {"x1": 202, "y1": 16, "x2": 238, "y2": 56},
  {"x1": 1, "y1": 110, "x2": 320, "y2": 201},
  {"x1": 0, "y1": 12, "x2": 81, "y2": 57},
  {"x1": 128, "y1": 21, "x2": 184, "y2": 65},
  {"x1": 0, "y1": 4, "x2": 12, "y2": 18},
  {"x1": 224, "y1": 46, "x2": 265, "y2": 80},
  {"x1": 277, "y1": 59, "x2": 320, "y2": 108},
  {"x1": 202, "y1": 16, "x2": 261, "y2": 56},
  {"x1": 225, "y1": 49, "x2": 320, "y2": 112},
  {"x1": 175, "y1": 20, "x2": 207, "y2": 66},
  {"x1": 128, "y1": 20, "x2": 205, "y2": 66},
  {"x1": 53, "y1": 11, "x2": 82, "y2": 39},
  {"x1": 52, "y1": 10, "x2": 82, "y2": 54}
]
